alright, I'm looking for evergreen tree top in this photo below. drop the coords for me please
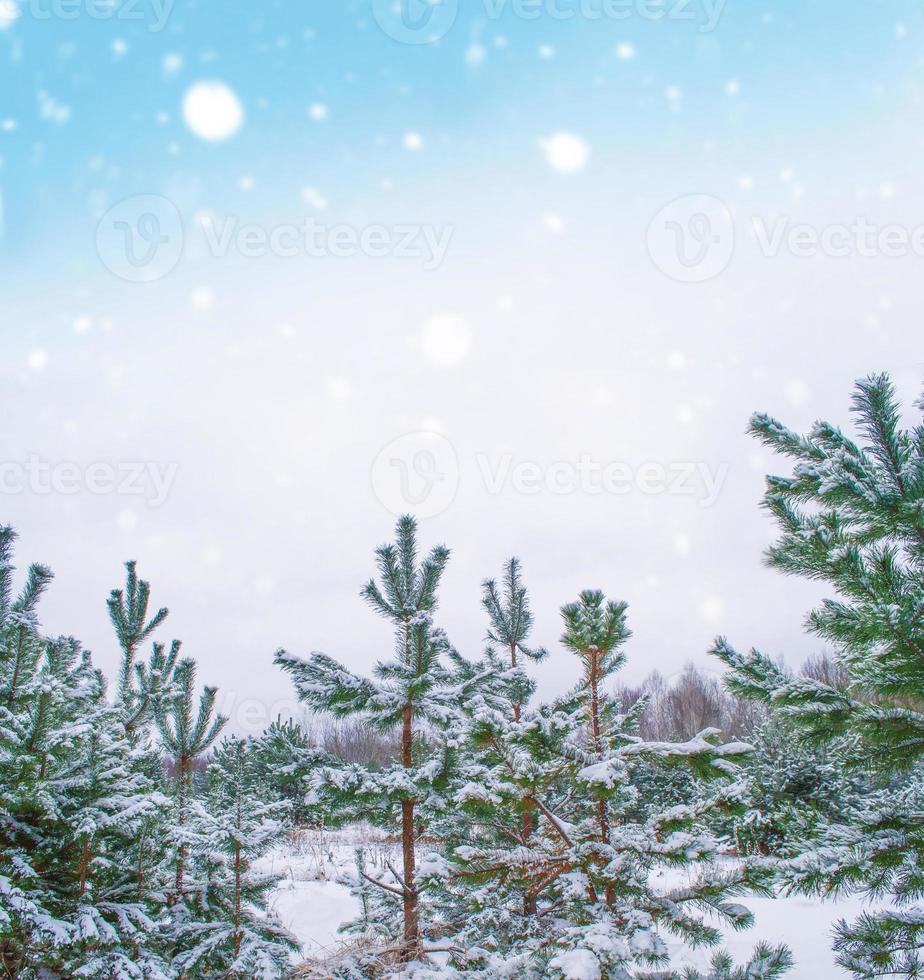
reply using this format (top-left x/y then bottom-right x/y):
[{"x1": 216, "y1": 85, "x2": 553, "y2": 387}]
[
  {"x1": 717, "y1": 373, "x2": 924, "y2": 765},
  {"x1": 560, "y1": 590, "x2": 631, "y2": 675},
  {"x1": 0, "y1": 525, "x2": 54, "y2": 633},
  {"x1": 107, "y1": 559, "x2": 169, "y2": 656},
  {"x1": 482, "y1": 556, "x2": 548, "y2": 663},
  {"x1": 361, "y1": 514, "x2": 450, "y2": 625},
  {"x1": 155, "y1": 658, "x2": 227, "y2": 760}
]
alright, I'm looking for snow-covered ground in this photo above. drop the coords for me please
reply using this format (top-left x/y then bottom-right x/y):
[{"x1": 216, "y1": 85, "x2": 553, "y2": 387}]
[
  {"x1": 260, "y1": 827, "x2": 872, "y2": 977},
  {"x1": 257, "y1": 827, "x2": 364, "y2": 965}
]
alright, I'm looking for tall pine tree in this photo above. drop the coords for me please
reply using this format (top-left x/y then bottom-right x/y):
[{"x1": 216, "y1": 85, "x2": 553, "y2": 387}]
[
  {"x1": 713, "y1": 373, "x2": 924, "y2": 978},
  {"x1": 170, "y1": 736, "x2": 297, "y2": 978},
  {"x1": 0, "y1": 531, "x2": 172, "y2": 978},
  {"x1": 275, "y1": 515, "x2": 467, "y2": 968}
]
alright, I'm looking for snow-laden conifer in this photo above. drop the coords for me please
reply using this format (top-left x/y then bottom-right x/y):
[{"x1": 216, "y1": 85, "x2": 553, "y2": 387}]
[
  {"x1": 443, "y1": 589, "x2": 790, "y2": 978},
  {"x1": 0, "y1": 531, "x2": 172, "y2": 977},
  {"x1": 713, "y1": 374, "x2": 924, "y2": 978},
  {"x1": 170, "y1": 736, "x2": 297, "y2": 978},
  {"x1": 275, "y1": 515, "x2": 483, "y2": 969}
]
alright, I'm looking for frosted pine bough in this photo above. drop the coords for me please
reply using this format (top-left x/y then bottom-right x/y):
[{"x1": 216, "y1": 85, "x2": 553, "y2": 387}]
[{"x1": 713, "y1": 374, "x2": 924, "y2": 979}]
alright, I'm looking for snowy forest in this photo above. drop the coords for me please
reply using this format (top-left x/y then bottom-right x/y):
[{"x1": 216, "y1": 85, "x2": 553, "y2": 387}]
[{"x1": 1, "y1": 372, "x2": 922, "y2": 979}]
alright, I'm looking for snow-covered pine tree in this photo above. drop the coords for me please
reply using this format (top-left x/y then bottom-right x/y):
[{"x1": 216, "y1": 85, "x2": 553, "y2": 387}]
[
  {"x1": 447, "y1": 589, "x2": 791, "y2": 979},
  {"x1": 44, "y1": 672, "x2": 173, "y2": 979},
  {"x1": 253, "y1": 718, "x2": 325, "y2": 821},
  {"x1": 481, "y1": 558, "x2": 548, "y2": 723},
  {"x1": 106, "y1": 561, "x2": 184, "y2": 942},
  {"x1": 0, "y1": 527, "x2": 59, "y2": 974},
  {"x1": 275, "y1": 515, "x2": 466, "y2": 967},
  {"x1": 713, "y1": 373, "x2": 924, "y2": 978},
  {"x1": 481, "y1": 557, "x2": 547, "y2": 913},
  {"x1": 428, "y1": 556, "x2": 549, "y2": 946},
  {"x1": 170, "y1": 735, "x2": 297, "y2": 978},
  {"x1": 715, "y1": 715, "x2": 863, "y2": 858},
  {"x1": 0, "y1": 531, "x2": 171, "y2": 978},
  {"x1": 108, "y1": 560, "x2": 169, "y2": 711},
  {"x1": 155, "y1": 658, "x2": 227, "y2": 924}
]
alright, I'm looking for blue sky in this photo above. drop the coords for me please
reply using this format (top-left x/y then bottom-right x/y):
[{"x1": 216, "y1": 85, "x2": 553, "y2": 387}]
[{"x1": 1, "y1": 0, "x2": 923, "y2": 730}]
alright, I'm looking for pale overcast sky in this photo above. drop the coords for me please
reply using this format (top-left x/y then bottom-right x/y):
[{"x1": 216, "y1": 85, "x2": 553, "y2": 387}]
[{"x1": 2, "y1": 0, "x2": 922, "y2": 731}]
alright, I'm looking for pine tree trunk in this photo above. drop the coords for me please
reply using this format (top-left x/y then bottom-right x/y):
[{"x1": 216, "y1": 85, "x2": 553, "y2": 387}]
[
  {"x1": 588, "y1": 649, "x2": 615, "y2": 906},
  {"x1": 174, "y1": 755, "x2": 189, "y2": 903},
  {"x1": 136, "y1": 823, "x2": 147, "y2": 902},
  {"x1": 77, "y1": 836, "x2": 91, "y2": 898},
  {"x1": 1, "y1": 941, "x2": 22, "y2": 979},
  {"x1": 233, "y1": 787, "x2": 243, "y2": 960},
  {"x1": 511, "y1": 640, "x2": 521, "y2": 723},
  {"x1": 118, "y1": 640, "x2": 137, "y2": 705},
  {"x1": 400, "y1": 701, "x2": 419, "y2": 959},
  {"x1": 511, "y1": 640, "x2": 537, "y2": 915},
  {"x1": 233, "y1": 842, "x2": 242, "y2": 959},
  {"x1": 4, "y1": 626, "x2": 25, "y2": 705}
]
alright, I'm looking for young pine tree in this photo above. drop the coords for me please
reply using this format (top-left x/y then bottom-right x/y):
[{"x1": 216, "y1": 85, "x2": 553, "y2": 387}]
[
  {"x1": 432, "y1": 556, "x2": 549, "y2": 940},
  {"x1": 108, "y1": 560, "x2": 169, "y2": 710},
  {"x1": 482, "y1": 559, "x2": 547, "y2": 910},
  {"x1": 155, "y1": 659, "x2": 227, "y2": 913},
  {"x1": 47, "y1": 673, "x2": 172, "y2": 979},
  {"x1": 448, "y1": 591, "x2": 790, "y2": 978},
  {"x1": 0, "y1": 531, "x2": 171, "y2": 978},
  {"x1": 106, "y1": 561, "x2": 184, "y2": 927},
  {"x1": 252, "y1": 718, "x2": 325, "y2": 821},
  {"x1": 171, "y1": 736, "x2": 297, "y2": 978},
  {"x1": 0, "y1": 529, "x2": 59, "y2": 973},
  {"x1": 716, "y1": 715, "x2": 863, "y2": 858},
  {"x1": 275, "y1": 515, "x2": 462, "y2": 967},
  {"x1": 713, "y1": 373, "x2": 924, "y2": 978}
]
